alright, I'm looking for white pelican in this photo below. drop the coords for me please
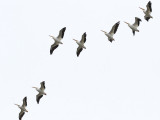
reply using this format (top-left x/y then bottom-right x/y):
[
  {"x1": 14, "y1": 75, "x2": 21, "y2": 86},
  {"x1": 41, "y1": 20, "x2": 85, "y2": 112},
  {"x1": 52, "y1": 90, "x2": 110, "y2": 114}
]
[
  {"x1": 139, "y1": 1, "x2": 153, "y2": 21},
  {"x1": 124, "y1": 17, "x2": 142, "y2": 36},
  {"x1": 49, "y1": 27, "x2": 66, "y2": 55},
  {"x1": 32, "y1": 81, "x2": 46, "y2": 104},
  {"x1": 73, "y1": 32, "x2": 87, "y2": 57},
  {"x1": 15, "y1": 97, "x2": 28, "y2": 120},
  {"x1": 101, "y1": 21, "x2": 120, "y2": 43}
]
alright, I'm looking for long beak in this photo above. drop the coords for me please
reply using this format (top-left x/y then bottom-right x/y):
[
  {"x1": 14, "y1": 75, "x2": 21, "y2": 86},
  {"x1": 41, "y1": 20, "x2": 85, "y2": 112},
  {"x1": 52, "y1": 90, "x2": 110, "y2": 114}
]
[
  {"x1": 49, "y1": 35, "x2": 53, "y2": 38},
  {"x1": 101, "y1": 30, "x2": 106, "y2": 33},
  {"x1": 139, "y1": 7, "x2": 145, "y2": 10},
  {"x1": 73, "y1": 39, "x2": 76, "y2": 41},
  {"x1": 14, "y1": 104, "x2": 18, "y2": 106},
  {"x1": 32, "y1": 87, "x2": 37, "y2": 89},
  {"x1": 124, "y1": 21, "x2": 129, "y2": 25}
]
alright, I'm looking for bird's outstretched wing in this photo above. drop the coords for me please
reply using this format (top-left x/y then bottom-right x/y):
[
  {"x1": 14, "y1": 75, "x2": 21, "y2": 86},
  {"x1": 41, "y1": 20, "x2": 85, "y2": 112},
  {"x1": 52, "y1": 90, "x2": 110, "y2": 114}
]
[
  {"x1": 133, "y1": 17, "x2": 142, "y2": 27},
  {"x1": 40, "y1": 81, "x2": 45, "y2": 90},
  {"x1": 22, "y1": 97, "x2": 27, "y2": 107},
  {"x1": 80, "y1": 32, "x2": 87, "y2": 44},
  {"x1": 50, "y1": 43, "x2": 59, "y2": 55},
  {"x1": 76, "y1": 46, "x2": 83, "y2": 57},
  {"x1": 146, "y1": 1, "x2": 152, "y2": 13},
  {"x1": 57, "y1": 27, "x2": 66, "y2": 39},
  {"x1": 132, "y1": 30, "x2": 135, "y2": 36},
  {"x1": 145, "y1": 16, "x2": 150, "y2": 21},
  {"x1": 19, "y1": 110, "x2": 25, "y2": 120},
  {"x1": 109, "y1": 21, "x2": 120, "y2": 35},
  {"x1": 36, "y1": 93, "x2": 43, "y2": 104}
]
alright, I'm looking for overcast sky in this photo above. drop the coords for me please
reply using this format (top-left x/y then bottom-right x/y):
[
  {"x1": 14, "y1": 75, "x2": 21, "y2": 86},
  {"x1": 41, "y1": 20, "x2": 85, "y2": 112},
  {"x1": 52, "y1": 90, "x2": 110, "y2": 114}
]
[{"x1": 0, "y1": 0, "x2": 160, "y2": 120}]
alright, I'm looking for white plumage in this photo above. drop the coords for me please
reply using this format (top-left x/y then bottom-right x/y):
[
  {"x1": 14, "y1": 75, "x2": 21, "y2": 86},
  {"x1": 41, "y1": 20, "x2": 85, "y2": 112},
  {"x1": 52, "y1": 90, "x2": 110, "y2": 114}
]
[
  {"x1": 73, "y1": 32, "x2": 87, "y2": 57},
  {"x1": 49, "y1": 27, "x2": 66, "y2": 54},
  {"x1": 101, "y1": 21, "x2": 120, "y2": 42},
  {"x1": 124, "y1": 17, "x2": 142, "y2": 36},
  {"x1": 32, "y1": 81, "x2": 46, "y2": 104},
  {"x1": 15, "y1": 97, "x2": 28, "y2": 120},
  {"x1": 139, "y1": 1, "x2": 153, "y2": 21}
]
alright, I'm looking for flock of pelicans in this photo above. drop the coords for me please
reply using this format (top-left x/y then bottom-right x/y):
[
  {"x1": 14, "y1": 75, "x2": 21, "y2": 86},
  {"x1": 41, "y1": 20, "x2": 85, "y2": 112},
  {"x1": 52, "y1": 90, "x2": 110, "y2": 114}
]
[
  {"x1": 15, "y1": 1, "x2": 153, "y2": 120},
  {"x1": 15, "y1": 81, "x2": 46, "y2": 120},
  {"x1": 49, "y1": 1, "x2": 152, "y2": 57}
]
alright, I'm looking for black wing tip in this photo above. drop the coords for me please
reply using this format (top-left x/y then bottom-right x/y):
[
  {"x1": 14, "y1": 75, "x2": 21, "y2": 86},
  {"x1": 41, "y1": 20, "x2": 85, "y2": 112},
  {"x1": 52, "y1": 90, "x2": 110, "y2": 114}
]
[
  {"x1": 77, "y1": 48, "x2": 83, "y2": 57},
  {"x1": 132, "y1": 30, "x2": 135, "y2": 36},
  {"x1": 23, "y1": 97, "x2": 27, "y2": 105},
  {"x1": 148, "y1": 1, "x2": 152, "y2": 12},
  {"x1": 50, "y1": 50, "x2": 53, "y2": 55},
  {"x1": 77, "y1": 52, "x2": 80, "y2": 57},
  {"x1": 36, "y1": 98, "x2": 40, "y2": 104},
  {"x1": 117, "y1": 21, "x2": 120, "y2": 24},
  {"x1": 19, "y1": 112, "x2": 25, "y2": 120},
  {"x1": 145, "y1": 17, "x2": 150, "y2": 21},
  {"x1": 60, "y1": 27, "x2": 66, "y2": 38},
  {"x1": 50, "y1": 45, "x2": 58, "y2": 55},
  {"x1": 62, "y1": 27, "x2": 66, "y2": 31},
  {"x1": 148, "y1": 1, "x2": 151, "y2": 4},
  {"x1": 41, "y1": 81, "x2": 45, "y2": 86},
  {"x1": 114, "y1": 21, "x2": 120, "y2": 34},
  {"x1": 136, "y1": 17, "x2": 142, "y2": 21},
  {"x1": 109, "y1": 39, "x2": 113, "y2": 43}
]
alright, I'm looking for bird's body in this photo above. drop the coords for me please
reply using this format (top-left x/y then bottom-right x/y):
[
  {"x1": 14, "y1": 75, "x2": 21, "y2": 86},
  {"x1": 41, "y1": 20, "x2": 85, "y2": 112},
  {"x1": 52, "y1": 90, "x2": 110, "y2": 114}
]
[
  {"x1": 32, "y1": 81, "x2": 46, "y2": 104},
  {"x1": 124, "y1": 17, "x2": 142, "y2": 35},
  {"x1": 15, "y1": 97, "x2": 28, "y2": 120},
  {"x1": 139, "y1": 1, "x2": 153, "y2": 21},
  {"x1": 73, "y1": 32, "x2": 87, "y2": 57},
  {"x1": 105, "y1": 33, "x2": 114, "y2": 42},
  {"x1": 34, "y1": 87, "x2": 46, "y2": 95},
  {"x1": 75, "y1": 41, "x2": 86, "y2": 49},
  {"x1": 101, "y1": 21, "x2": 120, "y2": 42},
  {"x1": 128, "y1": 24, "x2": 139, "y2": 32},
  {"x1": 49, "y1": 27, "x2": 66, "y2": 54}
]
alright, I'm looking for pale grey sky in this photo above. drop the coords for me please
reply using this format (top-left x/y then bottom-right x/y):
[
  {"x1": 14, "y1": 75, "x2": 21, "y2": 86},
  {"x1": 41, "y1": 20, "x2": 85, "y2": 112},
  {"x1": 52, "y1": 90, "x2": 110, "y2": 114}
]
[{"x1": 0, "y1": 0, "x2": 160, "y2": 120}]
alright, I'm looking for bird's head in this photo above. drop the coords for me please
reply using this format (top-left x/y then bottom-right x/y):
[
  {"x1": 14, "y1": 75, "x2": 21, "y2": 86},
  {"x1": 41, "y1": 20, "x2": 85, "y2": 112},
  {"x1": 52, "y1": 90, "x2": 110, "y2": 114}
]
[
  {"x1": 101, "y1": 30, "x2": 107, "y2": 34},
  {"x1": 32, "y1": 87, "x2": 38, "y2": 89},
  {"x1": 139, "y1": 7, "x2": 145, "y2": 11},
  {"x1": 14, "y1": 104, "x2": 19, "y2": 106},
  {"x1": 73, "y1": 39, "x2": 78, "y2": 42},
  {"x1": 15, "y1": 104, "x2": 21, "y2": 108},
  {"x1": 59, "y1": 42, "x2": 63, "y2": 44},
  {"x1": 124, "y1": 21, "x2": 129, "y2": 25},
  {"x1": 25, "y1": 109, "x2": 28, "y2": 112}
]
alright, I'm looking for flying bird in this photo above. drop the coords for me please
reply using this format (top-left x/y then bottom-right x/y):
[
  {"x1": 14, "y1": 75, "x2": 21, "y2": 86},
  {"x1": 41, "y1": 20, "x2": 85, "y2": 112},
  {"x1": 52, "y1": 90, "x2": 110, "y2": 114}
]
[
  {"x1": 15, "y1": 97, "x2": 28, "y2": 120},
  {"x1": 32, "y1": 81, "x2": 46, "y2": 104},
  {"x1": 139, "y1": 1, "x2": 153, "y2": 21},
  {"x1": 124, "y1": 17, "x2": 142, "y2": 36},
  {"x1": 49, "y1": 27, "x2": 66, "y2": 55},
  {"x1": 101, "y1": 21, "x2": 120, "y2": 42},
  {"x1": 73, "y1": 32, "x2": 87, "y2": 57}
]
